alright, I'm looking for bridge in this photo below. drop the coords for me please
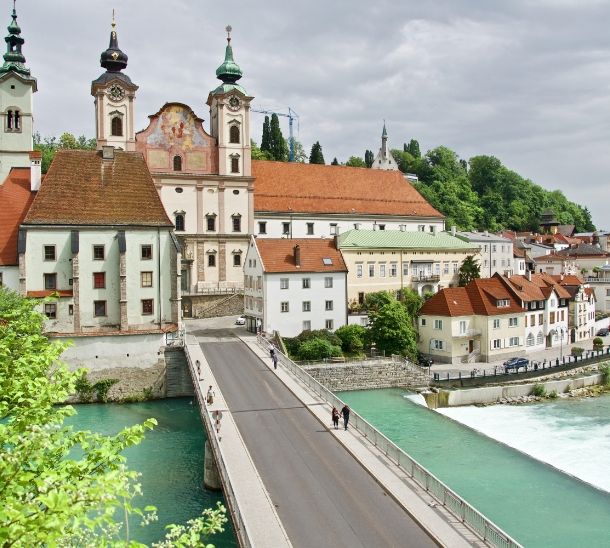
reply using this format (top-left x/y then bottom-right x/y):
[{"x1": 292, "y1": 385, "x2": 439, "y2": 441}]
[{"x1": 183, "y1": 320, "x2": 521, "y2": 548}]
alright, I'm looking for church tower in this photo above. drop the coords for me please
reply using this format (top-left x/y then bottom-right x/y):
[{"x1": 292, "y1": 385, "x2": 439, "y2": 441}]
[
  {"x1": 91, "y1": 13, "x2": 138, "y2": 151},
  {"x1": 207, "y1": 26, "x2": 253, "y2": 176},
  {"x1": 0, "y1": 2, "x2": 37, "y2": 184},
  {"x1": 372, "y1": 122, "x2": 399, "y2": 171}
]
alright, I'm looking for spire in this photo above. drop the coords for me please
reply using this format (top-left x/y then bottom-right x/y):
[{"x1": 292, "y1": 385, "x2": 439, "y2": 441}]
[
  {"x1": 215, "y1": 25, "x2": 243, "y2": 84},
  {"x1": 0, "y1": 1, "x2": 30, "y2": 77},
  {"x1": 100, "y1": 10, "x2": 128, "y2": 72},
  {"x1": 382, "y1": 120, "x2": 387, "y2": 139}
]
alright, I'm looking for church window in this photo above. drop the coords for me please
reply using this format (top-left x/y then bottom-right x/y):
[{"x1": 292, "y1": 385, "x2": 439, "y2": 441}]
[
  {"x1": 229, "y1": 125, "x2": 240, "y2": 144},
  {"x1": 206, "y1": 215, "x2": 216, "y2": 232},
  {"x1": 231, "y1": 156, "x2": 240, "y2": 173},
  {"x1": 14, "y1": 110, "x2": 20, "y2": 130},
  {"x1": 175, "y1": 213, "x2": 185, "y2": 232},
  {"x1": 111, "y1": 116, "x2": 123, "y2": 136},
  {"x1": 208, "y1": 254, "x2": 216, "y2": 267},
  {"x1": 6, "y1": 110, "x2": 13, "y2": 130},
  {"x1": 232, "y1": 214, "x2": 242, "y2": 233},
  {"x1": 233, "y1": 253, "x2": 241, "y2": 267},
  {"x1": 173, "y1": 155, "x2": 182, "y2": 171}
]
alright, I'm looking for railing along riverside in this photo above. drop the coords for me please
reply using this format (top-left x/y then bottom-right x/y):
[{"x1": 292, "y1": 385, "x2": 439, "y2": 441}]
[
  {"x1": 258, "y1": 335, "x2": 522, "y2": 548},
  {"x1": 184, "y1": 346, "x2": 252, "y2": 548}
]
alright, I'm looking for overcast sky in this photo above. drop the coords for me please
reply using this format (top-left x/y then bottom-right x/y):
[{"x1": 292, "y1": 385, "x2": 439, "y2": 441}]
[{"x1": 13, "y1": 0, "x2": 610, "y2": 228}]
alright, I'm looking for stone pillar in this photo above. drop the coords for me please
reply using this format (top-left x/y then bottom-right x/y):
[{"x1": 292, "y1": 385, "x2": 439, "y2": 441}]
[
  {"x1": 219, "y1": 241, "x2": 226, "y2": 282},
  {"x1": 119, "y1": 252, "x2": 128, "y2": 331},
  {"x1": 247, "y1": 185, "x2": 255, "y2": 234},
  {"x1": 203, "y1": 439, "x2": 221, "y2": 491},
  {"x1": 72, "y1": 255, "x2": 81, "y2": 332},
  {"x1": 197, "y1": 183, "x2": 204, "y2": 233},
  {"x1": 197, "y1": 242, "x2": 206, "y2": 284},
  {"x1": 218, "y1": 183, "x2": 226, "y2": 234}
]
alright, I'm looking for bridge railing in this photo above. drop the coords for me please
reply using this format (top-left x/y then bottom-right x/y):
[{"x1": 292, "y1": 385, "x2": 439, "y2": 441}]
[
  {"x1": 258, "y1": 335, "x2": 522, "y2": 548},
  {"x1": 184, "y1": 345, "x2": 252, "y2": 548}
]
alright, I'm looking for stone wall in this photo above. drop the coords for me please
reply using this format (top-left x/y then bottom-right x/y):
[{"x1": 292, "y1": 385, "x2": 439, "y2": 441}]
[
  {"x1": 303, "y1": 360, "x2": 430, "y2": 391},
  {"x1": 165, "y1": 347, "x2": 194, "y2": 397},
  {"x1": 183, "y1": 293, "x2": 244, "y2": 319}
]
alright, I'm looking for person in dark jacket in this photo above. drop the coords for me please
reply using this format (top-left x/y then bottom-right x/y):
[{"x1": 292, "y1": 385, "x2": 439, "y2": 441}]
[
  {"x1": 341, "y1": 405, "x2": 350, "y2": 430},
  {"x1": 331, "y1": 407, "x2": 340, "y2": 430}
]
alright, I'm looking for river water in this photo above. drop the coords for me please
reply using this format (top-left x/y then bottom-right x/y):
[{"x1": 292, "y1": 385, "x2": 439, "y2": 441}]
[
  {"x1": 338, "y1": 388, "x2": 610, "y2": 548},
  {"x1": 68, "y1": 398, "x2": 236, "y2": 547}
]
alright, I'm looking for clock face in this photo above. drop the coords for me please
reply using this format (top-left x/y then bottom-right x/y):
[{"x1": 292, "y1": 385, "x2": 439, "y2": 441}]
[
  {"x1": 228, "y1": 95, "x2": 241, "y2": 111},
  {"x1": 108, "y1": 84, "x2": 125, "y2": 102}
]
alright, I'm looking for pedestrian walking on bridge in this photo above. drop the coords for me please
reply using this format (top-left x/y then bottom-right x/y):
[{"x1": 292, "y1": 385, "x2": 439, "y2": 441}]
[
  {"x1": 331, "y1": 407, "x2": 340, "y2": 430},
  {"x1": 272, "y1": 352, "x2": 278, "y2": 370},
  {"x1": 341, "y1": 404, "x2": 350, "y2": 431},
  {"x1": 206, "y1": 385, "x2": 216, "y2": 405}
]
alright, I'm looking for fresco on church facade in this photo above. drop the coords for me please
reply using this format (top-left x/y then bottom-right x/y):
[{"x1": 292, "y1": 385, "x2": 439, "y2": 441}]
[{"x1": 145, "y1": 104, "x2": 209, "y2": 151}]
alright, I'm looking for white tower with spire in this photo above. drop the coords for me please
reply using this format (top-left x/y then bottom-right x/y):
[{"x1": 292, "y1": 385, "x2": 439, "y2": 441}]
[{"x1": 372, "y1": 122, "x2": 399, "y2": 171}]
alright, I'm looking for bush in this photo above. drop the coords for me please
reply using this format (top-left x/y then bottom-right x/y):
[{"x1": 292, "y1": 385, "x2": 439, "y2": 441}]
[
  {"x1": 295, "y1": 329, "x2": 341, "y2": 348},
  {"x1": 297, "y1": 338, "x2": 342, "y2": 361},
  {"x1": 600, "y1": 364, "x2": 610, "y2": 386},
  {"x1": 531, "y1": 383, "x2": 546, "y2": 397},
  {"x1": 571, "y1": 346, "x2": 584, "y2": 357},
  {"x1": 548, "y1": 389, "x2": 558, "y2": 399},
  {"x1": 283, "y1": 337, "x2": 300, "y2": 358},
  {"x1": 335, "y1": 324, "x2": 366, "y2": 353},
  {"x1": 593, "y1": 337, "x2": 604, "y2": 349}
]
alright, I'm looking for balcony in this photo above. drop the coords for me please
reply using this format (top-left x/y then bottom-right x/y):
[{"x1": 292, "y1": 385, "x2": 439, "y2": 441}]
[
  {"x1": 585, "y1": 277, "x2": 610, "y2": 284},
  {"x1": 454, "y1": 328, "x2": 482, "y2": 338},
  {"x1": 411, "y1": 274, "x2": 441, "y2": 283}
]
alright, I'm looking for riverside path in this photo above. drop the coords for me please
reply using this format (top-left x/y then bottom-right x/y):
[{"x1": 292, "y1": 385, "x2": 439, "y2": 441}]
[{"x1": 188, "y1": 318, "x2": 461, "y2": 548}]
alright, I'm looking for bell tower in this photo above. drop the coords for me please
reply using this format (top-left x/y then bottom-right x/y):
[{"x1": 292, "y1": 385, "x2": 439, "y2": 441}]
[
  {"x1": 207, "y1": 26, "x2": 253, "y2": 176},
  {"x1": 91, "y1": 12, "x2": 138, "y2": 151},
  {"x1": 0, "y1": 1, "x2": 37, "y2": 184}
]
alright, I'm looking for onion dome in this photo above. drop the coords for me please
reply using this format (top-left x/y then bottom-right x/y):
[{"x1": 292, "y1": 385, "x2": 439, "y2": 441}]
[
  {"x1": 100, "y1": 12, "x2": 128, "y2": 72},
  {"x1": 0, "y1": 4, "x2": 30, "y2": 77},
  {"x1": 215, "y1": 25, "x2": 243, "y2": 84}
]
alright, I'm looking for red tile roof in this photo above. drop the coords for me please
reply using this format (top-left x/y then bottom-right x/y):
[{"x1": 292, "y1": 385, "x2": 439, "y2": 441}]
[
  {"x1": 0, "y1": 167, "x2": 35, "y2": 266},
  {"x1": 24, "y1": 150, "x2": 172, "y2": 227},
  {"x1": 252, "y1": 160, "x2": 443, "y2": 218},
  {"x1": 551, "y1": 274, "x2": 584, "y2": 286},
  {"x1": 255, "y1": 238, "x2": 347, "y2": 273},
  {"x1": 504, "y1": 273, "x2": 571, "y2": 302},
  {"x1": 421, "y1": 278, "x2": 524, "y2": 317}
]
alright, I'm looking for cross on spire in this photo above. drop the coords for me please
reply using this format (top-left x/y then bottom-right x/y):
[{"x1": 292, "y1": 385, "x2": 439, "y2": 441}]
[{"x1": 226, "y1": 25, "x2": 232, "y2": 43}]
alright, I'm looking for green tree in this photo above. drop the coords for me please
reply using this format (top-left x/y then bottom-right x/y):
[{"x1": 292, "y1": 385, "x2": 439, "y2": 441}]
[
  {"x1": 404, "y1": 139, "x2": 420, "y2": 158},
  {"x1": 0, "y1": 288, "x2": 226, "y2": 546},
  {"x1": 399, "y1": 288, "x2": 424, "y2": 318},
  {"x1": 34, "y1": 132, "x2": 96, "y2": 174},
  {"x1": 298, "y1": 338, "x2": 342, "y2": 360},
  {"x1": 345, "y1": 156, "x2": 366, "y2": 168},
  {"x1": 334, "y1": 324, "x2": 367, "y2": 354},
  {"x1": 363, "y1": 291, "x2": 394, "y2": 313},
  {"x1": 364, "y1": 149, "x2": 374, "y2": 168},
  {"x1": 251, "y1": 139, "x2": 273, "y2": 160},
  {"x1": 288, "y1": 138, "x2": 307, "y2": 162},
  {"x1": 458, "y1": 255, "x2": 481, "y2": 286},
  {"x1": 309, "y1": 141, "x2": 325, "y2": 164},
  {"x1": 269, "y1": 113, "x2": 288, "y2": 161},
  {"x1": 331, "y1": 157, "x2": 339, "y2": 165},
  {"x1": 260, "y1": 115, "x2": 271, "y2": 153},
  {"x1": 368, "y1": 300, "x2": 417, "y2": 358}
]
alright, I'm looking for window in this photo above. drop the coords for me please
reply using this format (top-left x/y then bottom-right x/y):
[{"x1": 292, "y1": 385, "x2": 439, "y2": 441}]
[
  {"x1": 141, "y1": 271, "x2": 153, "y2": 288},
  {"x1": 530, "y1": 314, "x2": 535, "y2": 326},
  {"x1": 281, "y1": 302, "x2": 289, "y2": 313},
  {"x1": 5, "y1": 109, "x2": 12, "y2": 130},
  {"x1": 232, "y1": 215, "x2": 241, "y2": 232},
  {"x1": 229, "y1": 125, "x2": 240, "y2": 144},
  {"x1": 524, "y1": 316, "x2": 528, "y2": 328},
  {"x1": 302, "y1": 301, "x2": 311, "y2": 312},
  {"x1": 378, "y1": 224, "x2": 386, "y2": 230},
  {"x1": 452, "y1": 262, "x2": 458, "y2": 274},
  {"x1": 526, "y1": 333, "x2": 535, "y2": 346},
  {"x1": 330, "y1": 223, "x2": 338, "y2": 235},
  {"x1": 492, "y1": 260, "x2": 497, "y2": 267},
  {"x1": 175, "y1": 213, "x2": 185, "y2": 231},
  {"x1": 497, "y1": 299, "x2": 510, "y2": 308},
  {"x1": 302, "y1": 278, "x2": 311, "y2": 289},
  {"x1": 509, "y1": 317, "x2": 518, "y2": 327},
  {"x1": 44, "y1": 245, "x2": 56, "y2": 261},
  {"x1": 68, "y1": 304, "x2": 73, "y2": 316},
  {"x1": 434, "y1": 319, "x2": 443, "y2": 330},
  {"x1": 280, "y1": 278, "x2": 289, "y2": 289},
  {"x1": 606, "y1": 289, "x2": 610, "y2": 297},
  {"x1": 325, "y1": 319, "x2": 334, "y2": 330},
  {"x1": 493, "y1": 318, "x2": 500, "y2": 329},
  {"x1": 306, "y1": 222, "x2": 314, "y2": 235},
  {"x1": 432, "y1": 339, "x2": 444, "y2": 350},
  {"x1": 492, "y1": 245, "x2": 497, "y2": 253},
  {"x1": 550, "y1": 311, "x2": 555, "y2": 324},
  {"x1": 233, "y1": 254, "x2": 241, "y2": 267},
  {"x1": 418, "y1": 225, "x2": 425, "y2": 232},
  {"x1": 538, "y1": 313, "x2": 543, "y2": 325},
  {"x1": 537, "y1": 332, "x2": 544, "y2": 345},
  {"x1": 142, "y1": 299, "x2": 154, "y2": 315},
  {"x1": 93, "y1": 272, "x2": 106, "y2": 289},
  {"x1": 141, "y1": 245, "x2": 152, "y2": 260},
  {"x1": 208, "y1": 254, "x2": 216, "y2": 267},
  {"x1": 282, "y1": 222, "x2": 290, "y2": 235},
  {"x1": 356, "y1": 264, "x2": 363, "y2": 278},
  {"x1": 421, "y1": 318, "x2": 427, "y2": 326},
  {"x1": 325, "y1": 300, "x2": 333, "y2": 311},
  {"x1": 173, "y1": 155, "x2": 182, "y2": 171},
  {"x1": 94, "y1": 300, "x2": 107, "y2": 317},
  {"x1": 111, "y1": 116, "x2": 123, "y2": 136},
  {"x1": 443, "y1": 262, "x2": 449, "y2": 275},
  {"x1": 258, "y1": 221, "x2": 267, "y2": 234},
  {"x1": 324, "y1": 277, "x2": 333, "y2": 288},
  {"x1": 429, "y1": 225, "x2": 435, "y2": 233},
  {"x1": 44, "y1": 303, "x2": 56, "y2": 319},
  {"x1": 390, "y1": 263, "x2": 397, "y2": 277},
  {"x1": 509, "y1": 336, "x2": 519, "y2": 347},
  {"x1": 379, "y1": 264, "x2": 386, "y2": 277},
  {"x1": 231, "y1": 156, "x2": 239, "y2": 173},
  {"x1": 459, "y1": 320, "x2": 467, "y2": 334},
  {"x1": 368, "y1": 263, "x2": 375, "y2": 277},
  {"x1": 492, "y1": 339, "x2": 502, "y2": 349},
  {"x1": 403, "y1": 262, "x2": 409, "y2": 276},
  {"x1": 303, "y1": 320, "x2": 311, "y2": 331},
  {"x1": 175, "y1": 187, "x2": 183, "y2": 193},
  {"x1": 44, "y1": 273, "x2": 57, "y2": 290},
  {"x1": 93, "y1": 245, "x2": 105, "y2": 260},
  {"x1": 0, "y1": 272, "x2": 3, "y2": 286}
]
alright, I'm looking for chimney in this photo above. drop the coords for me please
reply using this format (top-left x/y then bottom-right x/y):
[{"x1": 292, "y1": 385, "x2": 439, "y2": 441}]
[
  {"x1": 451, "y1": 225, "x2": 456, "y2": 237},
  {"x1": 293, "y1": 244, "x2": 301, "y2": 267},
  {"x1": 527, "y1": 270, "x2": 532, "y2": 281},
  {"x1": 102, "y1": 145, "x2": 115, "y2": 160},
  {"x1": 484, "y1": 230, "x2": 489, "y2": 237},
  {"x1": 29, "y1": 151, "x2": 41, "y2": 192}
]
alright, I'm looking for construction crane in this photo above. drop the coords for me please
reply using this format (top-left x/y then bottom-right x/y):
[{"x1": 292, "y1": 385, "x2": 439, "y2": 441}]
[{"x1": 251, "y1": 107, "x2": 300, "y2": 161}]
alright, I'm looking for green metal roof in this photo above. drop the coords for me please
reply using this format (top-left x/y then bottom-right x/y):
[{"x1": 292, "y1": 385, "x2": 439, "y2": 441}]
[
  {"x1": 210, "y1": 82, "x2": 247, "y2": 96},
  {"x1": 337, "y1": 229, "x2": 478, "y2": 251}
]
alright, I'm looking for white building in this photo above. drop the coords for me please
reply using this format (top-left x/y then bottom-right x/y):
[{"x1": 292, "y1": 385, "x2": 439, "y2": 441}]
[
  {"x1": 371, "y1": 123, "x2": 399, "y2": 171},
  {"x1": 243, "y1": 237, "x2": 347, "y2": 337},
  {"x1": 553, "y1": 274, "x2": 597, "y2": 342},
  {"x1": 455, "y1": 231, "x2": 514, "y2": 277}
]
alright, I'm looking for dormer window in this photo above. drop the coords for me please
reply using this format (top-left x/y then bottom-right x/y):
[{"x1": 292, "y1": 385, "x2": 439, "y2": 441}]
[
  {"x1": 497, "y1": 299, "x2": 510, "y2": 308},
  {"x1": 111, "y1": 116, "x2": 123, "y2": 137},
  {"x1": 229, "y1": 125, "x2": 240, "y2": 144},
  {"x1": 173, "y1": 155, "x2": 182, "y2": 171}
]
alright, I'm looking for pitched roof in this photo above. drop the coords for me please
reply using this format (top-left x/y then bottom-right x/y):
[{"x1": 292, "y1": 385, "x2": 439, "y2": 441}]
[
  {"x1": 504, "y1": 273, "x2": 571, "y2": 302},
  {"x1": 24, "y1": 150, "x2": 172, "y2": 227},
  {"x1": 252, "y1": 160, "x2": 443, "y2": 218},
  {"x1": 0, "y1": 167, "x2": 35, "y2": 265},
  {"x1": 255, "y1": 238, "x2": 347, "y2": 274},
  {"x1": 551, "y1": 274, "x2": 584, "y2": 286},
  {"x1": 337, "y1": 229, "x2": 476, "y2": 250},
  {"x1": 420, "y1": 278, "x2": 524, "y2": 317},
  {"x1": 556, "y1": 243, "x2": 608, "y2": 257}
]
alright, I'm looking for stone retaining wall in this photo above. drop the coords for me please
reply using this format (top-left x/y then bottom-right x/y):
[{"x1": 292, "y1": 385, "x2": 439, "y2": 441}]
[
  {"x1": 303, "y1": 361, "x2": 429, "y2": 391},
  {"x1": 184, "y1": 293, "x2": 244, "y2": 319}
]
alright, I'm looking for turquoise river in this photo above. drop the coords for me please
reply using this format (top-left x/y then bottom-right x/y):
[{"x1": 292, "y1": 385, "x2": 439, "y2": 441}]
[
  {"x1": 68, "y1": 398, "x2": 236, "y2": 547},
  {"x1": 338, "y1": 388, "x2": 610, "y2": 548}
]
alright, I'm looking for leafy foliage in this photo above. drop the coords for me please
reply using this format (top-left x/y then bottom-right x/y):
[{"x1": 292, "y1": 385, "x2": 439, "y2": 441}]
[
  {"x1": 251, "y1": 139, "x2": 273, "y2": 160},
  {"x1": 309, "y1": 141, "x2": 325, "y2": 164},
  {"x1": 345, "y1": 156, "x2": 366, "y2": 168},
  {"x1": 33, "y1": 132, "x2": 96, "y2": 173},
  {"x1": 531, "y1": 383, "x2": 546, "y2": 397},
  {"x1": 363, "y1": 291, "x2": 394, "y2": 313},
  {"x1": 287, "y1": 137, "x2": 307, "y2": 163},
  {"x1": 364, "y1": 149, "x2": 374, "y2": 168},
  {"x1": 331, "y1": 157, "x2": 339, "y2": 165},
  {"x1": 398, "y1": 288, "x2": 425, "y2": 318},
  {"x1": 459, "y1": 255, "x2": 481, "y2": 287},
  {"x1": 367, "y1": 299, "x2": 418, "y2": 358},
  {"x1": 334, "y1": 324, "x2": 367, "y2": 354},
  {"x1": 297, "y1": 338, "x2": 342, "y2": 360}
]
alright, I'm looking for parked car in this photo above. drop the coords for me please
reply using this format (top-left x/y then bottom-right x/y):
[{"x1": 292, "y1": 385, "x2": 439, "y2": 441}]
[
  {"x1": 235, "y1": 316, "x2": 246, "y2": 325},
  {"x1": 596, "y1": 328, "x2": 609, "y2": 337},
  {"x1": 503, "y1": 357, "x2": 529, "y2": 373}
]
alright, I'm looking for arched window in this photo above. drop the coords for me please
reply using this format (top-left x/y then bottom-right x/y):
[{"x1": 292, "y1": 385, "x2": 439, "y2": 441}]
[
  {"x1": 175, "y1": 214, "x2": 185, "y2": 232},
  {"x1": 14, "y1": 110, "x2": 20, "y2": 130},
  {"x1": 526, "y1": 333, "x2": 535, "y2": 347},
  {"x1": 229, "y1": 125, "x2": 240, "y2": 144},
  {"x1": 6, "y1": 110, "x2": 12, "y2": 130},
  {"x1": 536, "y1": 332, "x2": 544, "y2": 345},
  {"x1": 111, "y1": 116, "x2": 123, "y2": 136},
  {"x1": 233, "y1": 253, "x2": 241, "y2": 267},
  {"x1": 231, "y1": 156, "x2": 239, "y2": 174},
  {"x1": 173, "y1": 155, "x2": 182, "y2": 171}
]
